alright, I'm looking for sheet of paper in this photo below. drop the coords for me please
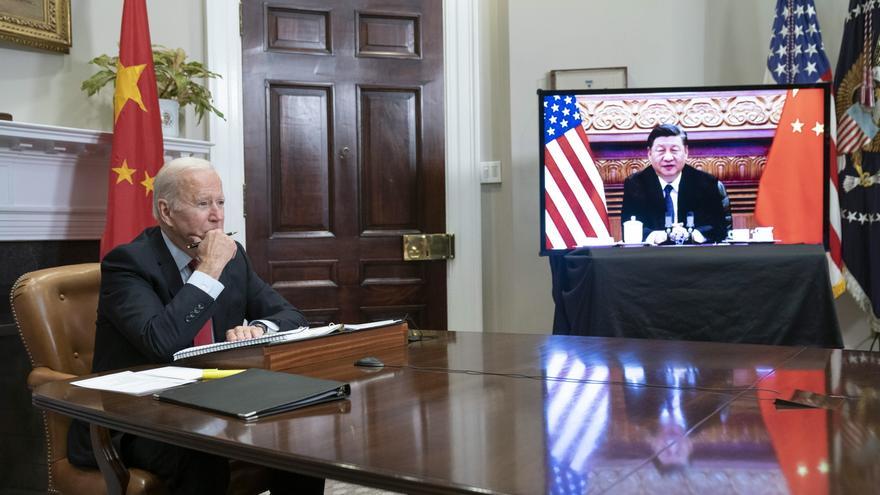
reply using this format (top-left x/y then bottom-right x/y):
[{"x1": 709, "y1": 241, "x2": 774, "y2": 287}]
[
  {"x1": 73, "y1": 371, "x2": 195, "y2": 395},
  {"x1": 344, "y1": 319, "x2": 400, "y2": 331},
  {"x1": 274, "y1": 323, "x2": 343, "y2": 343},
  {"x1": 135, "y1": 366, "x2": 203, "y2": 381}
]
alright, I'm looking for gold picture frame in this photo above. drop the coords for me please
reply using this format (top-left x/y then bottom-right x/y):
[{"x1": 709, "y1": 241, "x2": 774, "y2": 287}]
[
  {"x1": 551, "y1": 67, "x2": 628, "y2": 90},
  {"x1": 0, "y1": 0, "x2": 71, "y2": 53}
]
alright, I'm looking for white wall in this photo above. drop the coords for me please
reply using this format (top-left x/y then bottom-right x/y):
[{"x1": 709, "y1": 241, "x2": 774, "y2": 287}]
[
  {"x1": 1, "y1": 0, "x2": 872, "y2": 347},
  {"x1": 481, "y1": 0, "x2": 873, "y2": 348},
  {"x1": 0, "y1": 0, "x2": 207, "y2": 139}
]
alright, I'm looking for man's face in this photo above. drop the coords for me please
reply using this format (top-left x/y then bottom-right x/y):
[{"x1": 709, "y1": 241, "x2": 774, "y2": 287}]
[
  {"x1": 160, "y1": 169, "x2": 225, "y2": 250},
  {"x1": 648, "y1": 135, "x2": 688, "y2": 182}
]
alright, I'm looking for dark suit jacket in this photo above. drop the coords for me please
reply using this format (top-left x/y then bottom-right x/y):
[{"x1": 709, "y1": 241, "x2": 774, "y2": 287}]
[
  {"x1": 621, "y1": 165, "x2": 732, "y2": 243},
  {"x1": 69, "y1": 226, "x2": 308, "y2": 466}
]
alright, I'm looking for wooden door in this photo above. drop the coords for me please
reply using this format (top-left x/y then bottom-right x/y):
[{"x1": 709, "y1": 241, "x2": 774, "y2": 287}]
[{"x1": 241, "y1": 0, "x2": 446, "y2": 328}]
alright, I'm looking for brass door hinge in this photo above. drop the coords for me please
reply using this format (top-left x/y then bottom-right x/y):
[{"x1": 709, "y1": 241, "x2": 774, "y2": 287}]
[
  {"x1": 242, "y1": 182, "x2": 247, "y2": 218},
  {"x1": 403, "y1": 233, "x2": 454, "y2": 261}
]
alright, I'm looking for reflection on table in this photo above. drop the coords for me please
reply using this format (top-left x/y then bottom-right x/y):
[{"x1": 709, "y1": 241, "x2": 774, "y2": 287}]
[{"x1": 34, "y1": 332, "x2": 877, "y2": 494}]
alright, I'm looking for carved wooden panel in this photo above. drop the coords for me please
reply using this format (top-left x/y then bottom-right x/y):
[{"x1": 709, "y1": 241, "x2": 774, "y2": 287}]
[
  {"x1": 268, "y1": 84, "x2": 333, "y2": 236},
  {"x1": 598, "y1": 156, "x2": 767, "y2": 185},
  {"x1": 301, "y1": 308, "x2": 341, "y2": 327},
  {"x1": 359, "y1": 87, "x2": 420, "y2": 234},
  {"x1": 360, "y1": 304, "x2": 425, "y2": 328},
  {"x1": 269, "y1": 260, "x2": 339, "y2": 289},
  {"x1": 361, "y1": 260, "x2": 424, "y2": 286},
  {"x1": 577, "y1": 92, "x2": 785, "y2": 134},
  {"x1": 267, "y1": 7, "x2": 331, "y2": 54},
  {"x1": 356, "y1": 12, "x2": 420, "y2": 58}
]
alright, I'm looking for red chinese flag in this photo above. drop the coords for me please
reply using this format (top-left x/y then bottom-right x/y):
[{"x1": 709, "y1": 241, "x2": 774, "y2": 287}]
[
  {"x1": 100, "y1": 0, "x2": 164, "y2": 258},
  {"x1": 755, "y1": 89, "x2": 824, "y2": 244},
  {"x1": 758, "y1": 370, "x2": 829, "y2": 495}
]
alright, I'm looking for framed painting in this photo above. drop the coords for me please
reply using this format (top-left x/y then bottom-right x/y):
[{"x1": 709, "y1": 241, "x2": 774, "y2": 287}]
[
  {"x1": 0, "y1": 0, "x2": 71, "y2": 53},
  {"x1": 550, "y1": 66, "x2": 628, "y2": 90}
]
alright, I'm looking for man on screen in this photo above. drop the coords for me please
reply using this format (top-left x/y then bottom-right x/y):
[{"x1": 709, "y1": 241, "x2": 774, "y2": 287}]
[{"x1": 621, "y1": 124, "x2": 732, "y2": 244}]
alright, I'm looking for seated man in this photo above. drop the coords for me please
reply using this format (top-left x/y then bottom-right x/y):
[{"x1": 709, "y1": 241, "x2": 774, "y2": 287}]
[
  {"x1": 68, "y1": 157, "x2": 322, "y2": 494},
  {"x1": 621, "y1": 123, "x2": 732, "y2": 244}
]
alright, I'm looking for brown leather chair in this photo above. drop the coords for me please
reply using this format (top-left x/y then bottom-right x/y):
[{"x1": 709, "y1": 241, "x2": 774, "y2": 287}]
[
  {"x1": 11, "y1": 263, "x2": 165, "y2": 494},
  {"x1": 11, "y1": 264, "x2": 267, "y2": 494}
]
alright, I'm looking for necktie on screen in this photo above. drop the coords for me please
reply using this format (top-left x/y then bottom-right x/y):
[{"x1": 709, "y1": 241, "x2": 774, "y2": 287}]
[
  {"x1": 187, "y1": 259, "x2": 214, "y2": 346},
  {"x1": 664, "y1": 184, "x2": 675, "y2": 224}
]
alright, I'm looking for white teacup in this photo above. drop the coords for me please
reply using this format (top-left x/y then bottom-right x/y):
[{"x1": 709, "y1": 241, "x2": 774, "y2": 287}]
[
  {"x1": 728, "y1": 228, "x2": 749, "y2": 242},
  {"x1": 751, "y1": 226, "x2": 774, "y2": 242}
]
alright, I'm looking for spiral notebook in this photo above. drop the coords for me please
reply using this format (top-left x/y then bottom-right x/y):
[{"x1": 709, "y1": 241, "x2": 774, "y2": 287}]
[{"x1": 172, "y1": 324, "x2": 343, "y2": 361}]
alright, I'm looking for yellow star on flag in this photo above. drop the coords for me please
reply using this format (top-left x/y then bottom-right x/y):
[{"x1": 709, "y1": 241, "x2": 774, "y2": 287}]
[
  {"x1": 790, "y1": 119, "x2": 804, "y2": 133},
  {"x1": 114, "y1": 62, "x2": 148, "y2": 123},
  {"x1": 111, "y1": 160, "x2": 137, "y2": 184},
  {"x1": 140, "y1": 170, "x2": 155, "y2": 195},
  {"x1": 812, "y1": 121, "x2": 825, "y2": 136}
]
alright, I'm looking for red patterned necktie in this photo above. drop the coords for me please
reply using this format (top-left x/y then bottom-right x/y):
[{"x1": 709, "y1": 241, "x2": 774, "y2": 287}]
[{"x1": 187, "y1": 259, "x2": 214, "y2": 346}]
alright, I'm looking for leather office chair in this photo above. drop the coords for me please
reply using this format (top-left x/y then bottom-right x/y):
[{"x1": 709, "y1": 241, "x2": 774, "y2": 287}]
[
  {"x1": 11, "y1": 264, "x2": 267, "y2": 495},
  {"x1": 11, "y1": 263, "x2": 164, "y2": 494}
]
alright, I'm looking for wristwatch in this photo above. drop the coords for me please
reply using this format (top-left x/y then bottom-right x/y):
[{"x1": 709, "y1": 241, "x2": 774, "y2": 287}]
[{"x1": 251, "y1": 321, "x2": 271, "y2": 333}]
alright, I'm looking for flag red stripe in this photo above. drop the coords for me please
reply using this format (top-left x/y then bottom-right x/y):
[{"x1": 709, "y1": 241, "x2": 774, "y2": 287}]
[
  {"x1": 545, "y1": 149, "x2": 598, "y2": 237},
  {"x1": 556, "y1": 134, "x2": 608, "y2": 226},
  {"x1": 545, "y1": 192, "x2": 577, "y2": 248},
  {"x1": 570, "y1": 126, "x2": 611, "y2": 228}
]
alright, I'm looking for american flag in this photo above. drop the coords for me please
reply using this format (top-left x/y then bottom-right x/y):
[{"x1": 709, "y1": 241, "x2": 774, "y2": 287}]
[
  {"x1": 766, "y1": 0, "x2": 831, "y2": 83},
  {"x1": 766, "y1": 0, "x2": 845, "y2": 297},
  {"x1": 543, "y1": 94, "x2": 610, "y2": 249}
]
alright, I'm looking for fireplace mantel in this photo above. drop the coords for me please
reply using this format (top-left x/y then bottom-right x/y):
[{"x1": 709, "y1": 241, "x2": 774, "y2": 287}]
[{"x1": 0, "y1": 121, "x2": 212, "y2": 240}]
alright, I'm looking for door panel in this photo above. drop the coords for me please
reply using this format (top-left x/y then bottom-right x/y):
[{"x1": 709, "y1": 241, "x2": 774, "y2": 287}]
[
  {"x1": 242, "y1": 0, "x2": 446, "y2": 329},
  {"x1": 269, "y1": 84, "x2": 333, "y2": 235},
  {"x1": 360, "y1": 87, "x2": 419, "y2": 233}
]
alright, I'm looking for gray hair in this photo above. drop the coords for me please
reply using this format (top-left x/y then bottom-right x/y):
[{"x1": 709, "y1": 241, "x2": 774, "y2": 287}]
[{"x1": 152, "y1": 157, "x2": 215, "y2": 220}]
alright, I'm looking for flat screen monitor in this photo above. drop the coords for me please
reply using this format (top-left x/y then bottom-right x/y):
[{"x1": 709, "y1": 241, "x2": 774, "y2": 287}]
[{"x1": 538, "y1": 83, "x2": 830, "y2": 255}]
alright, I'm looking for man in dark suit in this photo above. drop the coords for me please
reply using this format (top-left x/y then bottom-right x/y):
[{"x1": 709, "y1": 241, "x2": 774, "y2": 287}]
[
  {"x1": 621, "y1": 124, "x2": 732, "y2": 244},
  {"x1": 68, "y1": 157, "x2": 321, "y2": 494}
]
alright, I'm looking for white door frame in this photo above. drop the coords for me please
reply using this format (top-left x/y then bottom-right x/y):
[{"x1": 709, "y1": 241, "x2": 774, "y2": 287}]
[{"x1": 204, "y1": 0, "x2": 483, "y2": 331}]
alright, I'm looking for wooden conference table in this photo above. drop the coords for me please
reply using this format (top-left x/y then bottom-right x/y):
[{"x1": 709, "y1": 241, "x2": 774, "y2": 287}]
[{"x1": 34, "y1": 331, "x2": 878, "y2": 494}]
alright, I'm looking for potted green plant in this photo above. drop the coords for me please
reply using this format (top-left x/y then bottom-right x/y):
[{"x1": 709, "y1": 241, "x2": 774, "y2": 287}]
[{"x1": 81, "y1": 45, "x2": 224, "y2": 137}]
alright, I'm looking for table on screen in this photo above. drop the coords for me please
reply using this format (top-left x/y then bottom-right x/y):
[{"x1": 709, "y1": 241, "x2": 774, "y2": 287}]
[{"x1": 549, "y1": 243, "x2": 842, "y2": 347}]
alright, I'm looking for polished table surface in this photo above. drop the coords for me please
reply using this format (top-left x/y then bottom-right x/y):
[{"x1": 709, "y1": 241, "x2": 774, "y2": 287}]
[
  {"x1": 34, "y1": 331, "x2": 878, "y2": 494},
  {"x1": 550, "y1": 244, "x2": 843, "y2": 347}
]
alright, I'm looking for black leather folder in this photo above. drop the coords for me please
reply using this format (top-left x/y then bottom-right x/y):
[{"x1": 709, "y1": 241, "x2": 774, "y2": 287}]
[{"x1": 154, "y1": 368, "x2": 350, "y2": 421}]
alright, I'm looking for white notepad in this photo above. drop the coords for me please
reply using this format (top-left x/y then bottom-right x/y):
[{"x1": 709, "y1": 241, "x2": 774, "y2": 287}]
[{"x1": 172, "y1": 324, "x2": 343, "y2": 361}]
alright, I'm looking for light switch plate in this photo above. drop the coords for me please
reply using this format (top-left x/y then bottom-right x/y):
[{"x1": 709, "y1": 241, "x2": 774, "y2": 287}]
[{"x1": 480, "y1": 160, "x2": 502, "y2": 184}]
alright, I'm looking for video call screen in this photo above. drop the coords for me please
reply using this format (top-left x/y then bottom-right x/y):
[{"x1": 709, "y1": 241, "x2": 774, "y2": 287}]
[{"x1": 539, "y1": 84, "x2": 830, "y2": 255}]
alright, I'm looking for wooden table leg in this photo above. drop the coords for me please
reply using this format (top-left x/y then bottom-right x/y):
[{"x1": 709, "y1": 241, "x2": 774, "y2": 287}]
[{"x1": 89, "y1": 424, "x2": 130, "y2": 495}]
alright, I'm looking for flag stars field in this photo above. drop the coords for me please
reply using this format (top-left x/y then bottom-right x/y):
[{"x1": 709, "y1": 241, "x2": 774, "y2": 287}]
[
  {"x1": 113, "y1": 62, "x2": 147, "y2": 123},
  {"x1": 140, "y1": 170, "x2": 155, "y2": 195},
  {"x1": 112, "y1": 160, "x2": 137, "y2": 184}
]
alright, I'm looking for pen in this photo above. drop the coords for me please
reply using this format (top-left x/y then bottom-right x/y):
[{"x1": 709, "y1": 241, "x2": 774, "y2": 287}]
[
  {"x1": 202, "y1": 368, "x2": 245, "y2": 380},
  {"x1": 186, "y1": 231, "x2": 237, "y2": 249}
]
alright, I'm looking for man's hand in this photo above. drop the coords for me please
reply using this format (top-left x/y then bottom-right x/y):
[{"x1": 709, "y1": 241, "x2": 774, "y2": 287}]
[
  {"x1": 225, "y1": 325, "x2": 266, "y2": 342},
  {"x1": 645, "y1": 230, "x2": 668, "y2": 245},
  {"x1": 194, "y1": 229, "x2": 237, "y2": 279}
]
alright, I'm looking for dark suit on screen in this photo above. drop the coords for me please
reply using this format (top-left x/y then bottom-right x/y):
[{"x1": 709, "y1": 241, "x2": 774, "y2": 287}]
[
  {"x1": 621, "y1": 165, "x2": 732, "y2": 243},
  {"x1": 68, "y1": 226, "x2": 310, "y2": 491}
]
